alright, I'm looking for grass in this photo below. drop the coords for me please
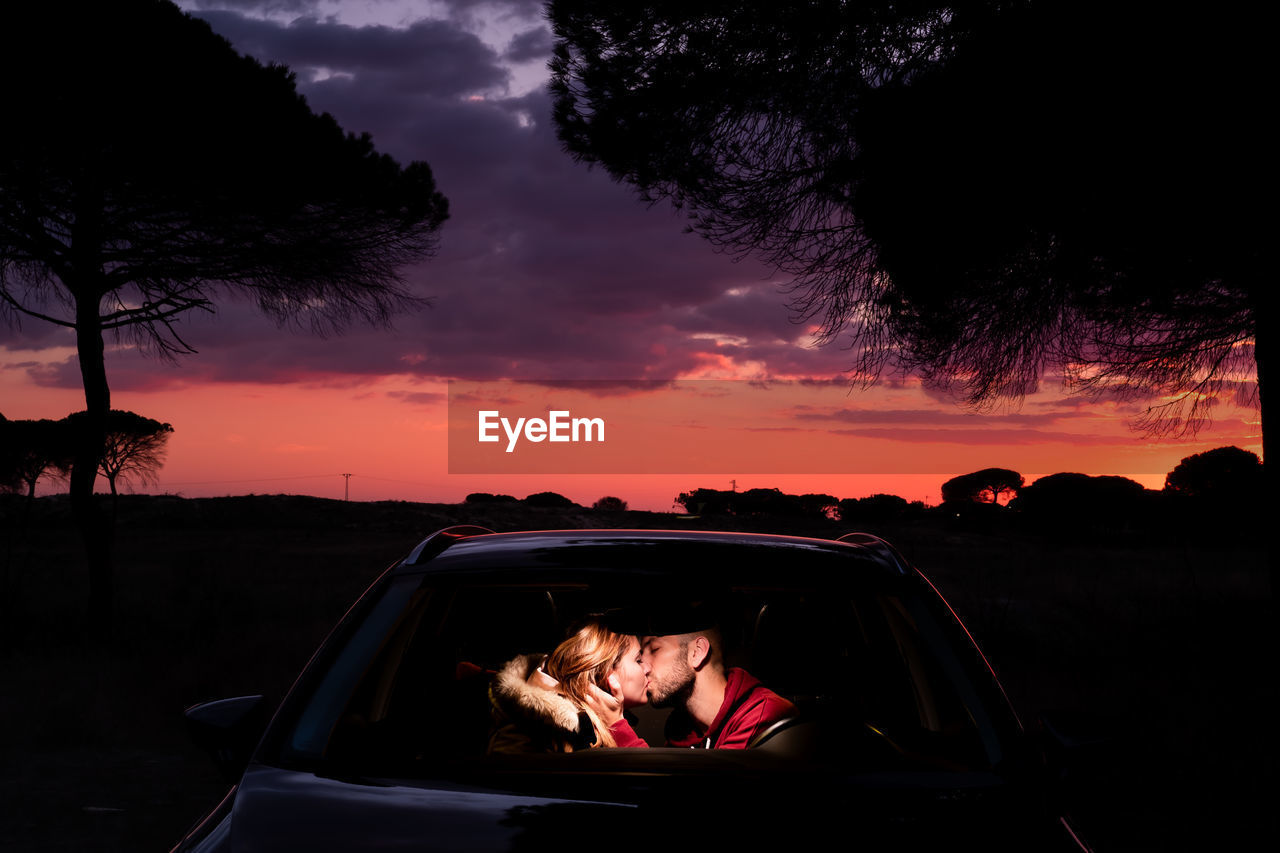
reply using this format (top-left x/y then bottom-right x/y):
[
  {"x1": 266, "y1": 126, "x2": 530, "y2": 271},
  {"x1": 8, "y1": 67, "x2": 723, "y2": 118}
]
[{"x1": 0, "y1": 494, "x2": 1271, "y2": 851}]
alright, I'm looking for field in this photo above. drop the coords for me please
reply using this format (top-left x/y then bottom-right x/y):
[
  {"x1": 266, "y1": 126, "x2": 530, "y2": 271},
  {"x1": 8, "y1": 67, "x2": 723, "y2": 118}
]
[{"x1": 0, "y1": 494, "x2": 1271, "y2": 851}]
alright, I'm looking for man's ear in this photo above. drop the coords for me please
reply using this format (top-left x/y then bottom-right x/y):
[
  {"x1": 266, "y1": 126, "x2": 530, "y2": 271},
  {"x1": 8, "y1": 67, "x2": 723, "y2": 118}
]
[{"x1": 688, "y1": 635, "x2": 711, "y2": 670}]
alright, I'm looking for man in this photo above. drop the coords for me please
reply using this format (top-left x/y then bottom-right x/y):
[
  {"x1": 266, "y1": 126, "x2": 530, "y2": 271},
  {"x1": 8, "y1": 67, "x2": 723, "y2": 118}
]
[{"x1": 591, "y1": 610, "x2": 796, "y2": 749}]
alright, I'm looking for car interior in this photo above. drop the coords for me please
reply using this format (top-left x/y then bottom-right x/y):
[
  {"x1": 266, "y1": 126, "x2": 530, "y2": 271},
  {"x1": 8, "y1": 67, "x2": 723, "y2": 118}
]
[{"x1": 301, "y1": 577, "x2": 994, "y2": 777}]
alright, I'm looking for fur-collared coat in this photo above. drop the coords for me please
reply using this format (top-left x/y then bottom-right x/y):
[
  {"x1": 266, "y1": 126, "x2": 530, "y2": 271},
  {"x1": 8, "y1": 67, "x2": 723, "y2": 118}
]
[{"x1": 487, "y1": 654, "x2": 597, "y2": 754}]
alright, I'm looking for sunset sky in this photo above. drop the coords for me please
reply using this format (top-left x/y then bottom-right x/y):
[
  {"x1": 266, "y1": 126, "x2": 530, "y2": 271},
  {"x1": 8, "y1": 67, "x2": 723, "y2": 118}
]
[{"x1": 0, "y1": 0, "x2": 1261, "y2": 511}]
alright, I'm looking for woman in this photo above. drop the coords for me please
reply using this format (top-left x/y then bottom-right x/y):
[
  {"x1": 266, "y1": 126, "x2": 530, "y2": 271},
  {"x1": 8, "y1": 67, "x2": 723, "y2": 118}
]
[{"x1": 488, "y1": 620, "x2": 648, "y2": 753}]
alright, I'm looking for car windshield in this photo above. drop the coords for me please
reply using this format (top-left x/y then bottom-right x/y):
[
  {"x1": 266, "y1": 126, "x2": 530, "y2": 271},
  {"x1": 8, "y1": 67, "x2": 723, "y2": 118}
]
[{"x1": 265, "y1": 570, "x2": 1008, "y2": 778}]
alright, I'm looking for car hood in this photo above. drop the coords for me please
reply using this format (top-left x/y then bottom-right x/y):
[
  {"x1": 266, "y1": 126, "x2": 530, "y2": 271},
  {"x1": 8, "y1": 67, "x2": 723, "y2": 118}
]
[
  {"x1": 219, "y1": 761, "x2": 1086, "y2": 852},
  {"x1": 227, "y1": 764, "x2": 640, "y2": 852}
]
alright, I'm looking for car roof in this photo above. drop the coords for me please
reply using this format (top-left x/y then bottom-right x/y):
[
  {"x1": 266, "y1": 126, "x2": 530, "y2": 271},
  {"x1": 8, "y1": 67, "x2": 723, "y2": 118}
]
[{"x1": 397, "y1": 527, "x2": 914, "y2": 584}]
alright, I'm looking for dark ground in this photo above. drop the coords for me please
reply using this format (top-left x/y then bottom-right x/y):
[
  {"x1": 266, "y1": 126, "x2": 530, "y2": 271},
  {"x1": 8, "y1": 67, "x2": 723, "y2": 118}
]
[{"x1": 0, "y1": 493, "x2": 1272, "y2": 851}]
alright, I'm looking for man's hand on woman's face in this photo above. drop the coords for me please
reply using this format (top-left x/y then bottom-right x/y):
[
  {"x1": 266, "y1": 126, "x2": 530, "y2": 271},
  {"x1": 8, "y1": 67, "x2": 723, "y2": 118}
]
[{"x1": 584, "y1": 675, "x2": 623, "y2": 727}]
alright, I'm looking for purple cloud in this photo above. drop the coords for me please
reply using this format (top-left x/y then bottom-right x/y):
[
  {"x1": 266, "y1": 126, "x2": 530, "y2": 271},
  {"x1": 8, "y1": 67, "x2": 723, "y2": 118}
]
[
  {"x1": 193, "y1": 11, "x2": 509, "y2": 97},
  {"x1": 505, "y1": 26, "x2": 553, "y2": 63},
  {"x1": 829, "y1": 428, "x2": 1122, "y2": 446},
  {"x1": 5, "y1": 4, "x2": 877, "y2": 396},
  {"x1": 386, "y1": 390, "x2": 447, "y2": 406},
  {"x1": 792, "y1": 407, "x2": 1091, "y2": 427}
]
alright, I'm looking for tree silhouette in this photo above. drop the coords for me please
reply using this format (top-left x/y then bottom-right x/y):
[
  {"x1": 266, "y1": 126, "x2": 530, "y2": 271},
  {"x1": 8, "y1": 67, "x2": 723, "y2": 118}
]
[
  {"x1": 464, "y1": 492, "x2": 518, "y2": 504},
  {"x1": 592, "y1": 496, "x2": 628, "y2": 511},
  {"x1": 1012, "y1": 472, "x2": 1153, "y2": 534},
  {"x1": 675, "y1": 488, "x2": 735, "y2": 515},
  {"x1": 734, "y1": 488, "x2": 806, "y2": 517},
  {"x1": 549, "y1": 1, "x2": 1265, "y2": 457},
  {"x1": 1, "y1": 2, "x2": 448, "y2": 627},
  {"x1": 1164, "y1": 447, "x2": 1264, "y2": 502},
  {"x1": 63, "y1": 410, "x2": 173, "y2": 499},
  {"x1": 0, "y1": 417, "x2": 73, "y2": 499},
  {"x1": 524, "y1": 491, "x2": 577, "y2": 508},
  {"x1": 940, "y1": 468, "x2": 1023, "y2": 505},
  {"x1": 1015, "y1": 473, "x2": 1147, "y2": 513},
  {"x1": 798, "y1": 493, "x2": 839, "y2": 519},
  {"x1": 838, "y1": 493, "x2": 909, "y2": 522}
]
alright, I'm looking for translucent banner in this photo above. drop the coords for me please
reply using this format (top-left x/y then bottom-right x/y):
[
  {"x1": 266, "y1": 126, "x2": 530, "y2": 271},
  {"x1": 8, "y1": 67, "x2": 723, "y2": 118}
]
[{"x1": 446, "y1": 379, "x2": 1167, "y2": 475}]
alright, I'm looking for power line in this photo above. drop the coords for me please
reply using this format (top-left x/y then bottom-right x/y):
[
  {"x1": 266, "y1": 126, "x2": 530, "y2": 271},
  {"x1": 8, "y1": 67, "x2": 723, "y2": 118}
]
[
  {"x1": 154, "y1": 472, "x2": 444, "y2": 490},
  {"x1": 156, "y1": 474, "x2": 343, "y2": 486},
  {"x1": 351, "y1": 474, "x2": 444, "y2": 488}
]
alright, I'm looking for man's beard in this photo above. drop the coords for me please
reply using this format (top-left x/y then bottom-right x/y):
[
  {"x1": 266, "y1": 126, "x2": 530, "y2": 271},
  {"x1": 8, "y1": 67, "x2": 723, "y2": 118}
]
[{"x1": 647, "y1": 657, "x2": 695, "y2": 708}]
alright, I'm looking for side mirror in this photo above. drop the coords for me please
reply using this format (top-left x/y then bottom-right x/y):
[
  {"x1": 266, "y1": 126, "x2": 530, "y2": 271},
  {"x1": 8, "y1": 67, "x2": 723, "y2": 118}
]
[{"x1": 185, "y1": 695, "x2": 268, "y2": 783}]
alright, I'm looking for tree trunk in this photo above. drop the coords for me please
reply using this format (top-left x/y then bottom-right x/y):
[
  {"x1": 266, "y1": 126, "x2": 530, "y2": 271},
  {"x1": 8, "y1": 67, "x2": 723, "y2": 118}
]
[
  {"x1": 108, "y1": 472, "x2": 120, "y2": 525},
  {"x1": 1254, "y1": 294, "x2": 1273, "y2": 602},
  {"x1": 1248, "y1": 282, "x2": 1275, "y2": 848},
  {"x1": 71, "y1": 288, "x2": 113, "y2": 634}
]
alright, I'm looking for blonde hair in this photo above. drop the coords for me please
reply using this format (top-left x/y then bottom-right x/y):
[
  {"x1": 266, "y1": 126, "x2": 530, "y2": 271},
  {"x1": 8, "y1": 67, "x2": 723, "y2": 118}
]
[{"x1": 544, "y1": 620, "x2": 634, "y2": 748}]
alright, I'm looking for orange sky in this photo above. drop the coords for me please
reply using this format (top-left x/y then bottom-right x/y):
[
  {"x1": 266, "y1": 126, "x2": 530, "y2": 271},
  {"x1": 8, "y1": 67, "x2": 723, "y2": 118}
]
[{"x1": 2, "y1": 359, "x2": 1260, "y2": 511}]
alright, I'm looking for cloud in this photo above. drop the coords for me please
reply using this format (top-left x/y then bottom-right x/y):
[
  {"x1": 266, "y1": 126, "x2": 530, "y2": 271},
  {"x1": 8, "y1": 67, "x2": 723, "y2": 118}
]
[
  {"x1": 432, "y1": 0, "x2": 546, "y2": 28},
  {"x1": 184, "y1": 0, "x2": 321, "y2": 13},
  {"x1": 193, "y1": 10, "x2": 509, "y2": 97},
  {"x1": 0, "y1": 316, "x2": 73, "y2": 350},
  {"x1": 2, "y1": 5, "x2": 901, "y2": 395},
  {"x1": 515, "y1": 379, "x2": 681, "y2": 396},
  {"x1": 829, "y1": 428, "x2": 1124, "y2": 446},
  {"x1": 505, "y1": 26, "x2": 553, "y2": 63},
  {"x1": 792, "y1": 407, "x2": 1090, "y2": 427},
  {"x1": 386, "y1": 390, "x2": 446, "y2": 406}
]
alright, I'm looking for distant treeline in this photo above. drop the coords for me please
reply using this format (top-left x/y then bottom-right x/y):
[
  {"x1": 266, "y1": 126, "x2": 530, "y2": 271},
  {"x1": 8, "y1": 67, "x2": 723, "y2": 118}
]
[
  {"x1": 0, "y1": 410, "x2": 173, "y2": 499},
  {"x1": 676, "y1": 446, "x2": 1264, "y2": 525},
  {"x1": 465, "y1": 492, "x2": 629, "y2": 512},
  {"x1": 459, "y1": 445, "x2": 1264, "y2": 528}
]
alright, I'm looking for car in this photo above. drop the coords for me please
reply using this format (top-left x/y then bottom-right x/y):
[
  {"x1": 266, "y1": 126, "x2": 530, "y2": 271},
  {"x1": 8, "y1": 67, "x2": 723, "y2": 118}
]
[{"x1": 173, "y1": 526, "x2": 1094, "y2": 852}]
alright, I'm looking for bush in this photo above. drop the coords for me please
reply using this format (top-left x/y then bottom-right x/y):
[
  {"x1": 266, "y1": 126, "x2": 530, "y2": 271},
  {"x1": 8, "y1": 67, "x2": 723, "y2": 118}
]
[
  {"x1": 524, "y1": 491, "x2": 577, "y2": 508},
  {"x1": 839, "y1": 493, "x2": 908, "y2": 521},
  {"x1": 464, "y1": 492, "x2": 518, "y2": 504},
  {"x1": 1164, "y1": 446, "x2": 1263, "y2": 500}
]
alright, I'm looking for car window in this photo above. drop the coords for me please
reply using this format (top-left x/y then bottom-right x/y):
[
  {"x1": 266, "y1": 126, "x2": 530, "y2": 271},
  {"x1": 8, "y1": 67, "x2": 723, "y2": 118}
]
[
  {"x1": 272, "y1": 576, "x2": 1002, "y2": 775},
  {"x1": 284, "y1": 575, "x2": 423, "y2": 759}
]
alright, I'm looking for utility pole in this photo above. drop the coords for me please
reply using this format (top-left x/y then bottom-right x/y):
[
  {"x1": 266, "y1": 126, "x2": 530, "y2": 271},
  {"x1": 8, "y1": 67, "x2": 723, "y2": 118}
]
[
  {"x1": 342, "y1": 473, "x2": 352, "y2": 501},
  {"x1": 730, "y1": 479, "x2": 737, "y2": 492}
]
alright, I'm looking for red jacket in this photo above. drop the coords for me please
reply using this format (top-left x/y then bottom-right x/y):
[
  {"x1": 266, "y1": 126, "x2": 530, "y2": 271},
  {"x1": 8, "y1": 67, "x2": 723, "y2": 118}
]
[
  {"x1": 667, "y1": 668, "x2": 796, "y2": 749},
  {"x1": 610, "y1": 714, "x2": 650, "y2": 748},
  {"x1": 610, "y1": 668, "x2": 795, "y2": 749}
]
